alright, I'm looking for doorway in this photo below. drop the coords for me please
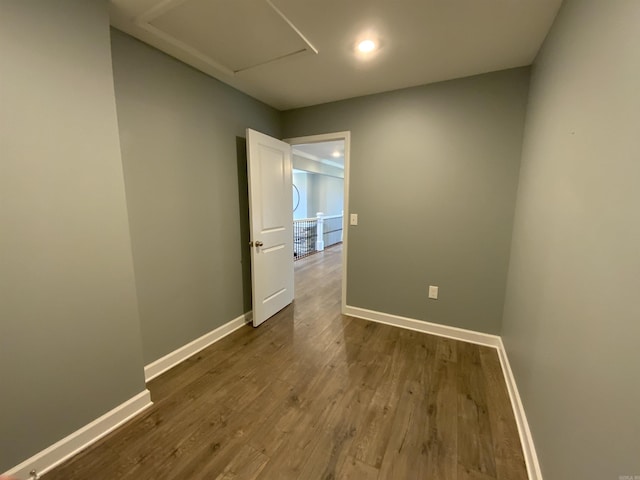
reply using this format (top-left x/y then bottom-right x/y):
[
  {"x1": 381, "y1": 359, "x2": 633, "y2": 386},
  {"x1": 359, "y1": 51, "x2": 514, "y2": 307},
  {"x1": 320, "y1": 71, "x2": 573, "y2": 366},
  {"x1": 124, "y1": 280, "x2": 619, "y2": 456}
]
[
  {"x1": 292, "y1": 140, "x2": 344, "y2": 258},
  {"x1": 285, "y1": 132, "x2": 351, "y2": 314}
]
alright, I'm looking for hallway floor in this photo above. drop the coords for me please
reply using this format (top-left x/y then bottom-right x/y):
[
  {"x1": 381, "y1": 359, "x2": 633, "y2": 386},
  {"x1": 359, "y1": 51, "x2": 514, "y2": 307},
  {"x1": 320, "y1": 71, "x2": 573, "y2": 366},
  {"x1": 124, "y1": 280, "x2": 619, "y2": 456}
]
[{"x1": 43, "y1": 245, "x2": 527, "y2": 479}]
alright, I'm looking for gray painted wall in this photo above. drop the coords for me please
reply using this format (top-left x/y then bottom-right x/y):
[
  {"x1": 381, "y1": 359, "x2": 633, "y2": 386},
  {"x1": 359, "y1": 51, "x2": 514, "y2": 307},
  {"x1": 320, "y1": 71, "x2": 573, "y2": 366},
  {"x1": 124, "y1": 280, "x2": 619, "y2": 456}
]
[
  {"x1": 293, "y1": 172, "x2": 344, "y2": 219},
  {"x1": 110, "y1": 30, "x2": 282, "y2": 364},
  {"x1": 308, "y1": 174, "x2": 344, "y2": 217},
  {"x1": 502, "y1": 1, "x2": 640, "y2": 478},
  {"x1": 0, "y1": 1, "x2": 146, "y2": 471},
  {"x1": 292, "y1": 172, "x2": 309, "y2": 220},
  {"x1": 283, "y1": 69, "x2": 529, "y2": 333}
]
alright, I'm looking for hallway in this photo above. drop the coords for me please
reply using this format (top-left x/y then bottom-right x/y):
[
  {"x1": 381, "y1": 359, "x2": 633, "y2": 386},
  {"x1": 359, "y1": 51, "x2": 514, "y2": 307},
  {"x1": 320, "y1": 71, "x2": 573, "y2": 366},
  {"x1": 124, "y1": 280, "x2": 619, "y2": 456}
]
[{"x1": 43, "y1": 245, "x2": 526, "y2": 480}]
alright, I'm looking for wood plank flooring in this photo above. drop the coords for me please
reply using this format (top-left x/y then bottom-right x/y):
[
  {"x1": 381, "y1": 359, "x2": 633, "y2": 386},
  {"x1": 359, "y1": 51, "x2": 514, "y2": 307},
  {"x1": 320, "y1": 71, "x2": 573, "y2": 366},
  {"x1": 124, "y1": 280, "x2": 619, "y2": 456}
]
[{"x1": 43, "y1": 245, "x2": 527, "y2": 480}]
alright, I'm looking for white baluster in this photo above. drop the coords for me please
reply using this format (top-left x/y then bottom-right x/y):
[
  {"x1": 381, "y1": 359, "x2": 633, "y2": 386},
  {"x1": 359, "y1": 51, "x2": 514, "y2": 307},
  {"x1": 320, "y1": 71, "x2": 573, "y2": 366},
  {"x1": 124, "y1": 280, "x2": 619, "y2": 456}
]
[{"x1": 316, "y1": 212, "x2": 325, "y2": 251}]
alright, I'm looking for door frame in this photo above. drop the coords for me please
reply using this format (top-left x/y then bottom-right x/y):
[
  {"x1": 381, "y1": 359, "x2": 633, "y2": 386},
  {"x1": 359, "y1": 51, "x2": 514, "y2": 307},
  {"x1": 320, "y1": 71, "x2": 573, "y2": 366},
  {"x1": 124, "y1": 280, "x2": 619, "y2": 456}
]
[{"x1": 284, "y1": 131, "x2": 351, "y2": 314}]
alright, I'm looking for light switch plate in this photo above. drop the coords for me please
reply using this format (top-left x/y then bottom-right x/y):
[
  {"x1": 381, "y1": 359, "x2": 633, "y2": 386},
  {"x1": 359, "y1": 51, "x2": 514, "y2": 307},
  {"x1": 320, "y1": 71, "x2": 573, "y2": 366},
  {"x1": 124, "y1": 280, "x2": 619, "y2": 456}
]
[
  {"x1": 428, "y1": 285, "x2": 439, "y2": 299},
  {"x1": 350, "y1": 213, "x2": 358, "y2": 226}
]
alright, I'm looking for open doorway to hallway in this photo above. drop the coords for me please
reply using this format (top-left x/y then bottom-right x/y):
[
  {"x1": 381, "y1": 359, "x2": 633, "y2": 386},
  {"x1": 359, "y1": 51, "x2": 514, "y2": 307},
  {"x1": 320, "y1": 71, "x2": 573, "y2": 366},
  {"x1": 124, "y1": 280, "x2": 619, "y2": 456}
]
[
  {"x1": 286, "y1": 132, "x2": 351, "y2": 314},
  {"x1": 292, "y1": 140, "x2": 345, "y2": 259}
]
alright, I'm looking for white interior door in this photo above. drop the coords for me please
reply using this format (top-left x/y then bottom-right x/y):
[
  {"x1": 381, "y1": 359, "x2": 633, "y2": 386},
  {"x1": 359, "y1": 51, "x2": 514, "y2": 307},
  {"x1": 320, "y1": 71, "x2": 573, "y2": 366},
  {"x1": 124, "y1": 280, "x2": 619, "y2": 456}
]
[{"x1": 246, "y1": 128, "x2": 294, "y2": 327}]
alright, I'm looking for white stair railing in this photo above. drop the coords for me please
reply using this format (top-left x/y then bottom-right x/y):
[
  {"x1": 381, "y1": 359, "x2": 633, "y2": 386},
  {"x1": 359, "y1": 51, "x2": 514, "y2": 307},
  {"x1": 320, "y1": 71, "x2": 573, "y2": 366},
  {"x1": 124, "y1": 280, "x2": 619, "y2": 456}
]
[{"x1": 293, "y1": 214, "x2": 343, "y2": 261}]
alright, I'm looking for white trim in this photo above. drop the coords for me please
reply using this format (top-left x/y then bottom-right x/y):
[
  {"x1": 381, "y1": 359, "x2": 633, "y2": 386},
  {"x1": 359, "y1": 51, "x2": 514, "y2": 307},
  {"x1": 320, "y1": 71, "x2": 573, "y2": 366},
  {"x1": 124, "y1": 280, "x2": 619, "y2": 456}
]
[
  {"x1": 134, "y1": 0, "x2": 235, "y2": 76},
  {"x1": 291, "y1": 148, "x2": 324, "y2": 162},
  {"x1": 496, "y1": 338, "x2": 543, "y2": 480},
  {"x1": 133, "y1": 0, "x2": 316, "y2": 77},
  {"x1": 4, "y1": 390, "x2": 152, "y2": 479},
  {"x1": 284, "y1": 131, "x2": 351, "y2": 316},
  {"x1": 293, "y1": 214, "x2": 343, "y2": 223},
  {"x1": 343, "y1": 305, "x2": 501, "y2": 348},
  {"x1": 343, "y1": 304, "x2": 542, "y2": 479},
  {"x1": 144, "y1": 311, "x2": 252, "y2": 382},
  {"x1": 264, "y1": 0, "x2": 319, "y2": 55},
  {"x1": 291, "y1": 148, "x2": 344, "y2": 170},
  {"x1": 319, "y1": 159, "x2": 344, "y2": 170}
]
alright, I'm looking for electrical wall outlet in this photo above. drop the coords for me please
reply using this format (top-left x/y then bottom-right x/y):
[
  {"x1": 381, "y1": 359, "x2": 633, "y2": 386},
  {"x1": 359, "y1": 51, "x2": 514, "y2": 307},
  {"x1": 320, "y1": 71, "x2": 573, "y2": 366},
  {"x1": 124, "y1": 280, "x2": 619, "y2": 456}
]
[{"x1": 428, "y1": 285, "x2": 439, "y2": 299}]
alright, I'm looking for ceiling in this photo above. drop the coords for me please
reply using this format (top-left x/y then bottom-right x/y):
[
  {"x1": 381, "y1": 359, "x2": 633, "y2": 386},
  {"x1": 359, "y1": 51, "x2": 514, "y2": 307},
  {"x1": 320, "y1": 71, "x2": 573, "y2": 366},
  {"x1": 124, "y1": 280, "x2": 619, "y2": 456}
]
[
  {"x1": 293, "y1": 140, "x2": 345, "y2": 169},
  {"x1": 110, "y1": 0, "x2": 562, "y2": 110}
]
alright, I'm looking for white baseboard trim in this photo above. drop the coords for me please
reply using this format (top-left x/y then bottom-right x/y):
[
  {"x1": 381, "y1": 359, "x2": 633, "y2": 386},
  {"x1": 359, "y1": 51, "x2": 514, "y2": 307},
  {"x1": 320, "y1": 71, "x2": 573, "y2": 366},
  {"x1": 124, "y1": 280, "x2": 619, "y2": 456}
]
[
  {"x1": 343, "y1": 305, "x2": 501, "y2": 348},
  {"x1": 144, "y1": 311, "x2": 252, "y2": 382},
  {"x1": 496, "y1": 338, "x2": 543, "y2": 480},
  {"x1": 343, "y1": 304, "x2": 542, "y2": 480},
  {"x1": 4, "y1": 389, "x2": 152, "y2": 479}
]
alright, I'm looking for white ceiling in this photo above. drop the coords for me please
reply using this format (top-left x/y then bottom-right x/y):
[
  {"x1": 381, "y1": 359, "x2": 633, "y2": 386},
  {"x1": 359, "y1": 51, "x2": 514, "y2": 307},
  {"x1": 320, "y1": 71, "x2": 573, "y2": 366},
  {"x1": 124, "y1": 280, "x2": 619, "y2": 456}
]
[
  {"x1": 293, "y1": 140, "x2": 345, "y2": 169},
  {"x1": 110, "y1": 0, "x2": 562, "y2": 110}
]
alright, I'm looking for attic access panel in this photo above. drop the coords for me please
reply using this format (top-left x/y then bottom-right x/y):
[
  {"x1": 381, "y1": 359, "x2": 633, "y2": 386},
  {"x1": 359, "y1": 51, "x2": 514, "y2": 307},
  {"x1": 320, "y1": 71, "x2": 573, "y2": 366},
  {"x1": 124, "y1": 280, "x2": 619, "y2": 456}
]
[{"x1": 140, "y1": 0, "x2": 316, "y2": 74}]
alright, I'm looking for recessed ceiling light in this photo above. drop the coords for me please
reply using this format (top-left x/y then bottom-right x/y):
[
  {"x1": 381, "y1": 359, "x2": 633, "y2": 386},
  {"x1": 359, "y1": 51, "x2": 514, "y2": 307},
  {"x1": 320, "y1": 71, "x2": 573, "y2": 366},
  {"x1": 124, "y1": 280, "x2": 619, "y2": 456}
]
[
  {"x1": 357, "y1": 39, "x2": 376, "y2": 53},
  {"x1": 332, "y1": 151, "x2": 341, "y2": 158}
]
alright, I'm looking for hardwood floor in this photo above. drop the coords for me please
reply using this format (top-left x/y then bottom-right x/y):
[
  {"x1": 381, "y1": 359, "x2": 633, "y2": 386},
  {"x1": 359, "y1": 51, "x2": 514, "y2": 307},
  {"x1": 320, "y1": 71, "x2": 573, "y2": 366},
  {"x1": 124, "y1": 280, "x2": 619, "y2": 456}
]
[{"x1": 43, "y1": 245, "x2": 527, "y2": 480}]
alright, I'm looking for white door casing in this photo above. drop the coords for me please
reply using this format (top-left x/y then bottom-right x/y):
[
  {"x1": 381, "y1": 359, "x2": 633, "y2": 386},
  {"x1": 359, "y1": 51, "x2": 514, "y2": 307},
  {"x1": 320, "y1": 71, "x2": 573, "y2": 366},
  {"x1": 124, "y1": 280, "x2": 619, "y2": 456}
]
[{"x1": 246, "y1": 128, "x2": 294, "y2": 327}]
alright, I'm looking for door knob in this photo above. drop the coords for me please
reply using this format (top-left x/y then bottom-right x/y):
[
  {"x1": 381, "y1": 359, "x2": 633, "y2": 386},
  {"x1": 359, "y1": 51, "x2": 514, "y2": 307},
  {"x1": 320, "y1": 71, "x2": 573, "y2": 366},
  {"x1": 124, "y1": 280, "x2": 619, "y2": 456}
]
[{"x1": 255, "y1": 241, "x2": 264, "y2": 247}]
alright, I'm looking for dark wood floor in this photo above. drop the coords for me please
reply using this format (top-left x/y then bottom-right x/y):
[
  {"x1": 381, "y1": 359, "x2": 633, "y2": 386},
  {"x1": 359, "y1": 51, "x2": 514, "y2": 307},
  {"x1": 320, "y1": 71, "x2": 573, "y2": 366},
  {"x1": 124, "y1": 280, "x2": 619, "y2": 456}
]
[{"x1": 44, "y1": 245, "x2": 527, "y2": 480}]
